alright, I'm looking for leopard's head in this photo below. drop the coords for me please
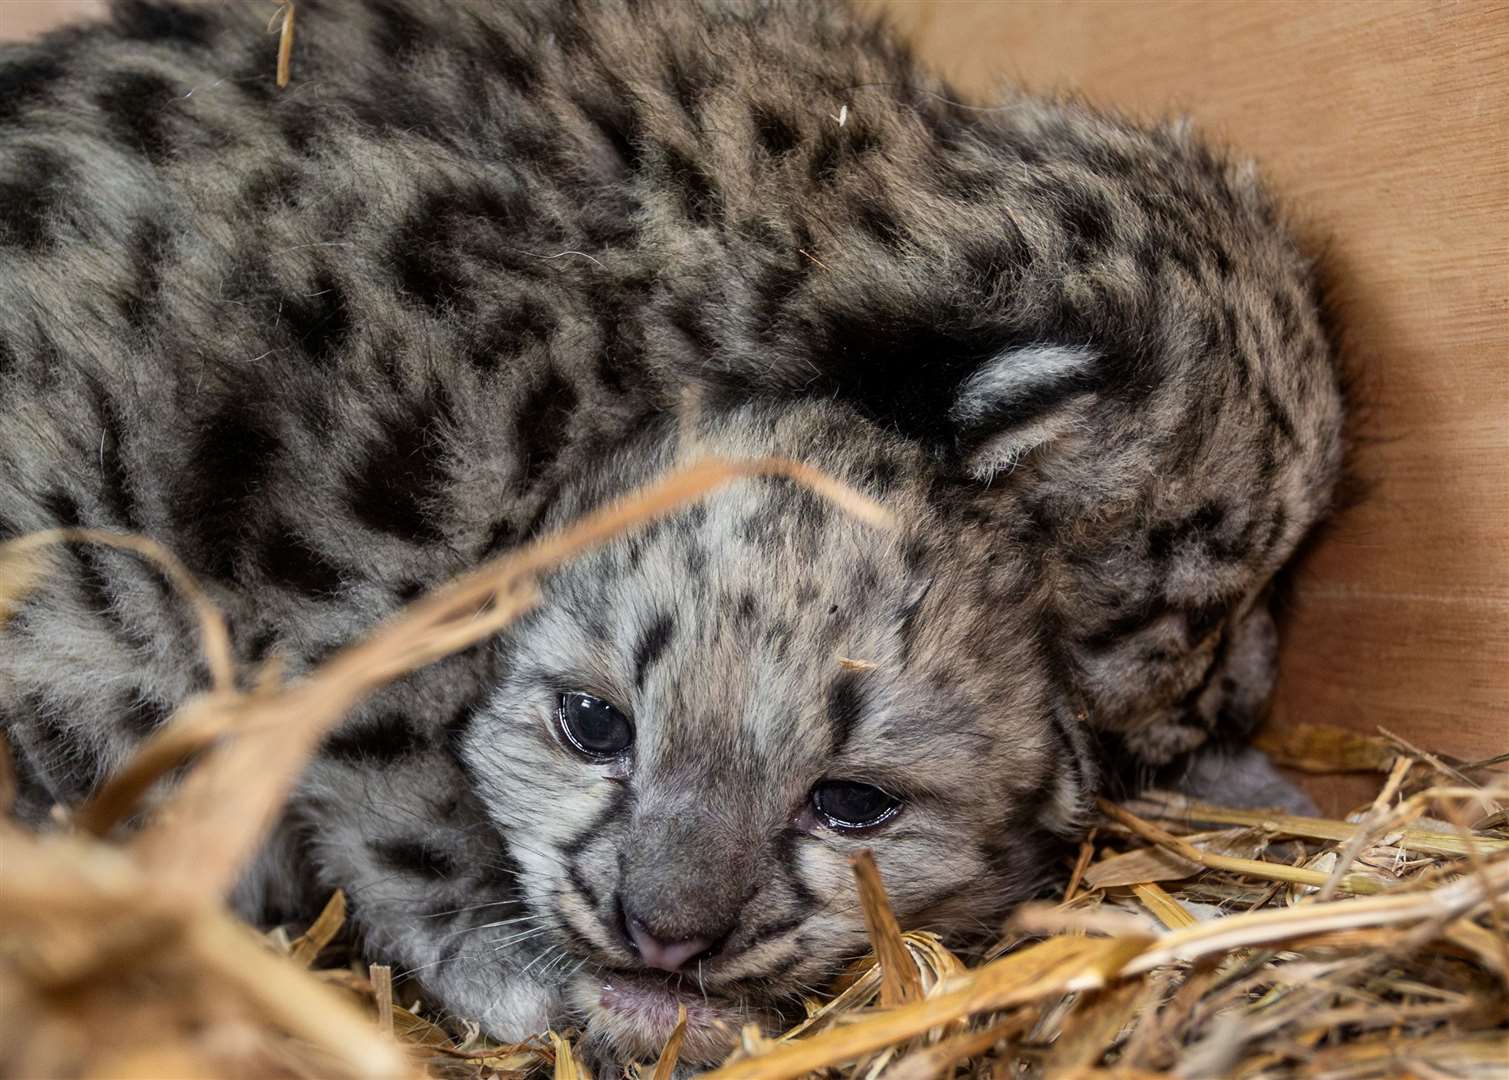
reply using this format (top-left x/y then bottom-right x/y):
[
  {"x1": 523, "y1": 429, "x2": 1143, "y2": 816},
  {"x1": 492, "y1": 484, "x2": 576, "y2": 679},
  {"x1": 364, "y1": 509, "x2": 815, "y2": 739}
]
[{"x1": 456, "y1": 402, "x2": 1091, "y2": 1063}]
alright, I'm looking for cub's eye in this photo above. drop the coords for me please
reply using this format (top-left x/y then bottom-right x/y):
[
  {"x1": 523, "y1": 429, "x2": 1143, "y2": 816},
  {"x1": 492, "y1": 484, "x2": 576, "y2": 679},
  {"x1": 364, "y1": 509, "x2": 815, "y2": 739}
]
[
  {"x1": 557, "y1": 693, "x2": 634, "y2": 759},
  {"x1": 811, "y1": 780, "x2": 902, "y2": 831}
]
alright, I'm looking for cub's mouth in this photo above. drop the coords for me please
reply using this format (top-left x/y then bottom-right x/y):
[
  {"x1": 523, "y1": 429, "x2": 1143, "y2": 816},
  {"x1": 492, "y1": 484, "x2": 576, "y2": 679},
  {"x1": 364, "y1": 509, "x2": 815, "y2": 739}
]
[{"x1": 569, "y1": 967, "x2": 789, "y2": 1065}]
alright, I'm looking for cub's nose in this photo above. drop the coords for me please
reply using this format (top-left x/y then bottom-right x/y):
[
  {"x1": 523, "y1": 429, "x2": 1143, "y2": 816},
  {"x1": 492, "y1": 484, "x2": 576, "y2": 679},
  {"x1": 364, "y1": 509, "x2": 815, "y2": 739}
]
[{"x1": 625, "y1": 915, "x2": 717, "y2": 972}]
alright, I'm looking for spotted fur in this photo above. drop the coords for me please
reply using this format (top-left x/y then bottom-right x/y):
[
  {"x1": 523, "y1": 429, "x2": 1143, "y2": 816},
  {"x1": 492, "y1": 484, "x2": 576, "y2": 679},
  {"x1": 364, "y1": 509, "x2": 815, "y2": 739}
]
[{"x1": 0, "y1": 0, "x2": 1345, "y2": 1066}]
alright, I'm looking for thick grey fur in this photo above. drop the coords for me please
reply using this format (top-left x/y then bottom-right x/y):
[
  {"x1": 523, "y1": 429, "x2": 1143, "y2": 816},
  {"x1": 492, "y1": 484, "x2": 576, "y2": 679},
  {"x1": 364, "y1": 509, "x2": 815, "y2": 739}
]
[{"x1": 0, "y1": 0, "x2": 1345, "y2": 1066}]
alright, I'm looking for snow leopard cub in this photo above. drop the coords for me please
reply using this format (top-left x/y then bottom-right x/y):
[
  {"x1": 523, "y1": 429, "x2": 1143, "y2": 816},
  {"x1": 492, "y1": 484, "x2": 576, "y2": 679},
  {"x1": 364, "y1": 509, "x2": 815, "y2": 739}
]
[{"x1": 1, "y1": 0, "x2": 1345, "y2": 1067}]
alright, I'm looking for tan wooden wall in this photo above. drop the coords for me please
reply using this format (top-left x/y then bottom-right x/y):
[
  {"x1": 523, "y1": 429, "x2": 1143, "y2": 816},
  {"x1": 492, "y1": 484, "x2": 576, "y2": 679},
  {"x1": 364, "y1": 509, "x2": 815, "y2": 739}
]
[
  {"x1": 6, "y1": 2, "x2": 1506, "y2": 811},
  {"x1": 0, "y1": 1, "x2": 105, "y2": 40}
]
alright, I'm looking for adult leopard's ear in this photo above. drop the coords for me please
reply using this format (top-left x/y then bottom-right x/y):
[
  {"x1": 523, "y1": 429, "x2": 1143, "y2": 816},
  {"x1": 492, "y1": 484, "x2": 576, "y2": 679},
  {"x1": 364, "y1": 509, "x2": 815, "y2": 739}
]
[{"x1": 948, "y1": 343, "x2": 1102, "y2": 481}]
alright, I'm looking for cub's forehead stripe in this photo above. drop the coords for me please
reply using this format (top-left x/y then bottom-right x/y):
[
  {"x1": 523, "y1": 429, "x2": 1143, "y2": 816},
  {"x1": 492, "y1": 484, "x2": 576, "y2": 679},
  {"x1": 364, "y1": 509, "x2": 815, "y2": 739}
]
[
  {"x1": 825, "y1": 669, "x2": 866, "y2": 758},
  {"x1": 632, "y1": 611, "x2": 675, "y2": 690}
]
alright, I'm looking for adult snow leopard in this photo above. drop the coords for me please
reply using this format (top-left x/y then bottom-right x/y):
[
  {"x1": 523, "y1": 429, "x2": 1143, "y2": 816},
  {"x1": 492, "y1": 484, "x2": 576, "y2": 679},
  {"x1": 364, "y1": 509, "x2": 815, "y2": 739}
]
[{"x1": 0, "y1": 0, "x2": 1345, "y2": 1066}]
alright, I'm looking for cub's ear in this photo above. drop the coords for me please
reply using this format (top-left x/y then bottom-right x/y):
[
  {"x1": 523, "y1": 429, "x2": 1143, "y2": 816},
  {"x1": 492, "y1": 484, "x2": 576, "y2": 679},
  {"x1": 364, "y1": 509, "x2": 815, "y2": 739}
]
[{"x1": 949, "y1": 343, "x2": 1101, "y2": 480}]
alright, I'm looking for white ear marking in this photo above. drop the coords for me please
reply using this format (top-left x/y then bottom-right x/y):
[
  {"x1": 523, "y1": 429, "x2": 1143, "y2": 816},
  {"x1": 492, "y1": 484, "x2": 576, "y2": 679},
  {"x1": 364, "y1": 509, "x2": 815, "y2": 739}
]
[
  {"x1": 949, "y1": 344, "x2": 1098, "y2": 425},
  {"x1": 952, "y1": 344, "x2": 1099, "y2": 479}
]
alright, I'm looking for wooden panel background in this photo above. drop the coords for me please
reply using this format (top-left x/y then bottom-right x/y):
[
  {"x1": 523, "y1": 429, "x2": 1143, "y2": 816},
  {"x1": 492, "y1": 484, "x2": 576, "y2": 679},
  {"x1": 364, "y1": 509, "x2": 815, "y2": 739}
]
[
  {"x1": 5, "y1": 2, "x2": 1506, "y2": 812},
  {"x1": 0, "y1": 1, "x2": 105, "y2": 40}
]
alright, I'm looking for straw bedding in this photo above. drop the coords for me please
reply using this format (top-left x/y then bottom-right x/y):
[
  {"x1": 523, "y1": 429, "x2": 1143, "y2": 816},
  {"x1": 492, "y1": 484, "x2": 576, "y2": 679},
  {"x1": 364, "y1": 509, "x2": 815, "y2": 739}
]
[{"x1": 2, "y1": 459, "x2": 1505, "y2": 1079}]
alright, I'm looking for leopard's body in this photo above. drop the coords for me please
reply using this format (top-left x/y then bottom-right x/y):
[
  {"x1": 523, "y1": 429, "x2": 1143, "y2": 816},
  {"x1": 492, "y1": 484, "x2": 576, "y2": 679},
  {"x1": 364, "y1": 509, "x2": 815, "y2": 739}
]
[{"x1": 0, "y1": 0, "x2": 1345, "y2": 1066}]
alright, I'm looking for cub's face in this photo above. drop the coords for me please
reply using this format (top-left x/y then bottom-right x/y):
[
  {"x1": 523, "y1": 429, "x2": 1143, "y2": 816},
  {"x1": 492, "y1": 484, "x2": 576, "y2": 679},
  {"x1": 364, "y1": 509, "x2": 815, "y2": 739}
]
[{"x1": 459, "y1": 415, "x2": 1088, "y2": 1063}]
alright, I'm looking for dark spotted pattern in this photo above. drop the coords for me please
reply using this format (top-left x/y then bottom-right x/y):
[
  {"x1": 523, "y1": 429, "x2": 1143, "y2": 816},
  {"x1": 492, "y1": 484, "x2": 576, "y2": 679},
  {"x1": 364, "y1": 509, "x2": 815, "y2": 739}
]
[
  {"x1": 0, "y1": 146, "x2": 70, "y2": 250},
  {"x1": 349, "y1": 395, "x2": 453, "y2": 542},
  {"x1": 370, "y1": 836, "x2": 456, "y2": 879},
  {"x1": 111, "y1": 0, "x2": 213, "y2": 46},
  {"x1": 323, "y1": 713, "x2": 428, "y2": 766},
  {"x1": 96, "y1": 69, "x2": 177, "y2": 164}
]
